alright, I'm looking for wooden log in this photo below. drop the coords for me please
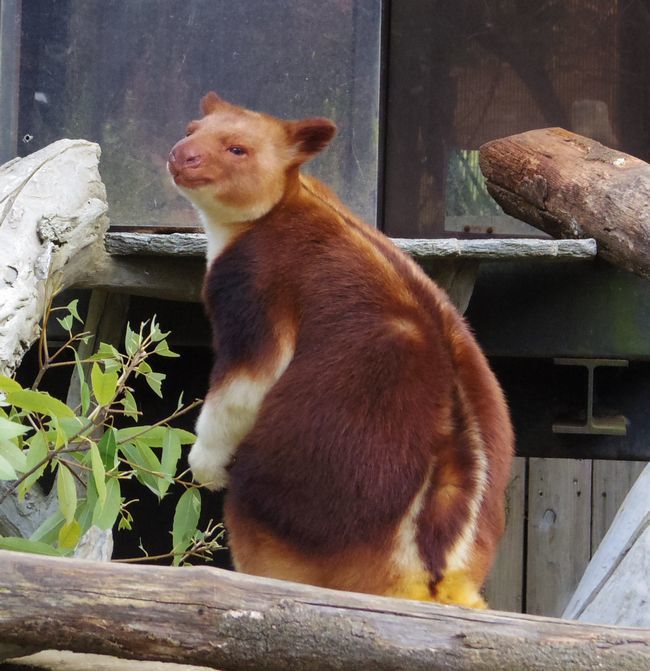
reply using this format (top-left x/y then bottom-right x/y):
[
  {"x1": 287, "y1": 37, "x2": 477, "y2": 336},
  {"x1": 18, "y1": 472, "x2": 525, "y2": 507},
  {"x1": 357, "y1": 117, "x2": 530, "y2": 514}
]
[
  {"x1": 479, "y1": 128, "x2": 650, "y2": 278},
  {"x1": 1, "y1": 550, "x2": 650, "y2": 670},
  {"x1": 0, "y1": 139, "x2": 109, "y2": 376},
  {"x1": 0, "y1": 139, "x2": 108, "y2": 541}
]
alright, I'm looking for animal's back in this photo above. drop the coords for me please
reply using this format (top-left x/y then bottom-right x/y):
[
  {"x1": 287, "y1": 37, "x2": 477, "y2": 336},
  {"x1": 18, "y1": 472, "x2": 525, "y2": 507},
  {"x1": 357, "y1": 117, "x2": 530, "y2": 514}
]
[
  {"x1": 222, "y1": 178, "x2": 512, "y2": 604},
  {"x1": 169, "y1": 93, "x2": 513, "y2": 606}
]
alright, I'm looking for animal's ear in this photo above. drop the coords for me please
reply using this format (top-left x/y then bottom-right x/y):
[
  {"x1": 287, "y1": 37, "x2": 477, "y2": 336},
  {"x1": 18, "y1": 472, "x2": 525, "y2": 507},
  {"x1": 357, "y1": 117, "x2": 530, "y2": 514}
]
[
  {"x1": 201, "y1": 91, "x2": 224, "y2": 115},
  {"x1": 286, "y1": 118, "x2": 337, "y2": 163}
]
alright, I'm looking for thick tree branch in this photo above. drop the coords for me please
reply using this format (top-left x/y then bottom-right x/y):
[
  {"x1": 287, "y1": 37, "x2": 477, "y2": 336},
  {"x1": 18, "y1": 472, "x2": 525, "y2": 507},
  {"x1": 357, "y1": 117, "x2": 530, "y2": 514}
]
[{"x1": 479, "y1": 128, "x2": 650, "y2": 278}]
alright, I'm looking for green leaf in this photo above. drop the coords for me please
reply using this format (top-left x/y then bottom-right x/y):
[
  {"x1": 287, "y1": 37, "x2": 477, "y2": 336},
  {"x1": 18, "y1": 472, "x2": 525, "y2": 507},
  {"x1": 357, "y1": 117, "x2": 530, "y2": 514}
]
[
  {"x1": 56, "y1": 465, "x2": 77, "y2": 524},
  {"x1": 116, "y1": 425, "x2": 196, "y2": 447},
  {"x1": 0, "y1": 416, "x2": 30, "y2": 442},
  {"x1": 150, "y1": 316, "x2": 170, "y2": 343},
  {"x1": 0, "y1": 453, "x2": 17, "y2": 479},
  {"x1": 0, "y1": 375, "x2": 23, "y2": 393},
  {"x1": 18, "y1": 432, "x2": 49, "y2": 497},
  {"x1": 5, "y1": 389, "x2": 75, "y2": 419},
  {"x1": 154, "y1": 340, "x2": 180, "y2": 358},
  {"x1": 136, "y1": 361, "x2": 152, "y2": 376},
  {"x1": 121, "y1": 441, "x2": 163, "y2": 497},
  {"x1": 89, "y1": 442, "x2": 107, "y2": 507},
  {"x1": 145, "y1": 371, "x2": 166, "y2": 398},
  {"x1": 121, "y1": 390, "x2": 139, "y2": 421},
  {"x1": 80, "y1": 381, "x2": 91, "y2": 415},
  {"x1": 66, "y1": 299, "x2": 82, "y2": 323},
  {"x1": 159, "y1": 430, "x2": 182, "y2": 497},
  {"x1": 172, "y1": 488, "x2": 201, "y2": 565},
  {"x1": 30, "y1": 510, "x2": 65, "y2": 544},
  {"x1": 91, "y1": 362, "x2": 118, "y2": 407},
  {"x1": 57, "y1": 315, "x2": 74, "y2": 332},
  {"x1": 0, "y1": 439, "x2": 27, "y2": 472},
  {"x1": 97, "y1": 428, "x2": 118, "y2": 470},
  {"x1": 58, "y1": 519, "x2": 81, "y2": 549},
  {"x1": 92, "y1": 477, "x2": 121, "y2": 531},
  {"x1": 55, "y1": 416, "x2": 85, "y2": 441},
  {"x1": 94, "y1": 342, "x2": 121, "y2": 360},
  {"x1": 124, "y1": 323, "x2": 141, "y2": 357},
  {"x1": 0, "y1": 536, "x2": 62, "y2": 556}
]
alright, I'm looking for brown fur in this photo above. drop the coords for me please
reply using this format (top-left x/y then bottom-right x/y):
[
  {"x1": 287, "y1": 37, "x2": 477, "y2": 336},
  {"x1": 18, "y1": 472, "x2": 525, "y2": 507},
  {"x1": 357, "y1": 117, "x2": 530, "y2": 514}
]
[{"x1": 168, "y1": 93, "x2": 514, "y2": 607}]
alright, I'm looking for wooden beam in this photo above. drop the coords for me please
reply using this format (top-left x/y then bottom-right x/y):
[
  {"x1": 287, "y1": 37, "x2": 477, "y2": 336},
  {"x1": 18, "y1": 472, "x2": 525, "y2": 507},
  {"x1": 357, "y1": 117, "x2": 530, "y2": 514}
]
[
  {"x1": 479, "y1": 128, "x2": 650, "y2": 277},
  {"x1": 105, "y1": 231, "x2": 597, "y2": 261},
  {"x1": 1, "y1": 550, "x2": 650, "y2": 670}
]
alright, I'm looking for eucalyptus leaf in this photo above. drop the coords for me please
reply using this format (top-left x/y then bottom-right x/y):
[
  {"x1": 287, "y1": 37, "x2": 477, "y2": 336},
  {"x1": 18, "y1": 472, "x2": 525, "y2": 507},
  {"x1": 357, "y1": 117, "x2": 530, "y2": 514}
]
[
  {"x1": 0, "y1": 536, "x2": 63, "y2": 556},
  {"x1": 0, "y1": 453, "x2": 17, "y2": 479},
  {"x1": 58, "y1": 519, "x2": 81, "y2": 549},
  {"x1": 89, "y1": 441, "x2": 107, "y2": 507},
  {"x1": 56, "y1": 465, "x2": 78, "y2": 524},
  {"x1": 91, "y1": 362, "x2": 119, "y2": 407},
  {"x1": 159, "y1": 430, "x2": 182, "y2": 497},
  {"x1": 92, "y1": 477, "x2": 121, "y2": 531},
  {"x1": 31, "y1": 510, "x2": 65, "y2": 544},
  {"x1": 0, "y1": 439, "x2": 27, "y2": 472},
  {"x1": 97, "y1": 427, "x2": 118, "y2": 470},
  {"x1": 18, "y1": 432, "x2": 48, "y2": 497},
  {"x1": 0, "y1": 416, "x2": 30, "y2": 441},
  {"x1": 5, "y1": 389, "x2": 75, "y2": 419},
  {"x1": 0, "y1": 375, "x2": 22, "y2": 393},
  {"x1": 125, "y1": 323, "x2": 141, "y2": 357},
  {"x1": 172, "y1": 488, "x2": 201, "y2": 564}
]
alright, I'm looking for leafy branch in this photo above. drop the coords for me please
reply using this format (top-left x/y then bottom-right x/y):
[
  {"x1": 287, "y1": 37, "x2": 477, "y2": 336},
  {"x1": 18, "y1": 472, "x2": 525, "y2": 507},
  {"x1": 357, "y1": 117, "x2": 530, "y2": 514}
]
[{"x1": 0, "y1": 298, "x2": 221, "y2": 565}]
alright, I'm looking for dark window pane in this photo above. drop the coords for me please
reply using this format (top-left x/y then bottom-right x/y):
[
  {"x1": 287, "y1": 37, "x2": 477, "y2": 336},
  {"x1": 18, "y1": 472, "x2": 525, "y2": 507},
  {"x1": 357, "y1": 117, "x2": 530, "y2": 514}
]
[
  {"x1": 384, "y1": 0, "x2": 649, "y2": 238},
  {"x1": 10, "y1": 1, "x2": 381, "y2": 227}
]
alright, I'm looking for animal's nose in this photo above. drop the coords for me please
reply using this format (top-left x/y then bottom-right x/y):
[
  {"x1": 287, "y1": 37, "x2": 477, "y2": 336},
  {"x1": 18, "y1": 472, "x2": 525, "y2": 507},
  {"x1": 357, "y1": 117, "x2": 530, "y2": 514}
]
[{"x1": 168, "y1": 141, "x2": 203, "y2": 172}]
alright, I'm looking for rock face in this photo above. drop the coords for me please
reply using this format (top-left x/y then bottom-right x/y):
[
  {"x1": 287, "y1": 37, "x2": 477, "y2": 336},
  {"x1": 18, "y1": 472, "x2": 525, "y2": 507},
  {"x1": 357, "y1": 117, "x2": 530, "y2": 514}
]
[{"x1": 0, "y1": 139, "x2": 109, "y2": 376}]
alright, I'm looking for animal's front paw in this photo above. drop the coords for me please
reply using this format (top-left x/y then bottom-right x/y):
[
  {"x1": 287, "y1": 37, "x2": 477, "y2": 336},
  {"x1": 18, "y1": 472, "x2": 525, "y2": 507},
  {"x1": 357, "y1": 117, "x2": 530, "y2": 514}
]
[{"x1": 188, "y1": 440, "x2": 229, "y2": 491}]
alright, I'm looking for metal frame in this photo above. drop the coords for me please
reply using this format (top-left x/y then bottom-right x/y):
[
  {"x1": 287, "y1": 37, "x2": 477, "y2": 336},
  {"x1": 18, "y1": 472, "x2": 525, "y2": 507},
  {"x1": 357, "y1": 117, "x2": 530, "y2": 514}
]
[{"x1": 0, "y1": 0, "x2": 21, "y2": 164}]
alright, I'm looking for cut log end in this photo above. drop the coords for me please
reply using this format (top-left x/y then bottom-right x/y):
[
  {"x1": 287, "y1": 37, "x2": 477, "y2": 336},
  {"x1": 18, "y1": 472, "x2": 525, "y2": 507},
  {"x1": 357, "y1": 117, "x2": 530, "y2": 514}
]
[{"x1": 480, "y1": 128, "x2": 650, "y2": 279}]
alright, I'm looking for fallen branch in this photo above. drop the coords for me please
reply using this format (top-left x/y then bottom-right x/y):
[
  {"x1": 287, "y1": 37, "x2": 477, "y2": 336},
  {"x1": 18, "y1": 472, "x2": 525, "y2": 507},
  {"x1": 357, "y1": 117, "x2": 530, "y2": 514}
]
[
  {"x1": 0, "y1": 550, "x2": 649, "y2": 670},
  {"x1": 479, "y1": 128, "x2": 650, "y2": 278}
]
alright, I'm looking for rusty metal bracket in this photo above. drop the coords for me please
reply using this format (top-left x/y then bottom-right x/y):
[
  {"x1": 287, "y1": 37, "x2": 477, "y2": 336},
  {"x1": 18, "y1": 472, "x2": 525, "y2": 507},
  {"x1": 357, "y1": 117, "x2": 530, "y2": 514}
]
[{"x1": 552, "y1": 358, "x2": 628, "y2": 436}]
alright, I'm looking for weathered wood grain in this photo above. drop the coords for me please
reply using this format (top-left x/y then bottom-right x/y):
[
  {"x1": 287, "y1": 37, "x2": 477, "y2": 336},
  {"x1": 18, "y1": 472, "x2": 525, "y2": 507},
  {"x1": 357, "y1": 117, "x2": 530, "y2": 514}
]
[
  {"x1": 0, "y1": 139, "x2": 108, "y2": 543},
  {"x1": 1, "y1": 550, "x2": 649, "y2": 670},
  {"x1": 526, "y1": 458, "x2": 592, "y2": 617},
  {"x1": 484, "y1": 457, "x2": 526, "y2": 613},
  {"x1": 479, "y1": 128, "x2": 650, "y2": 277},
  {"x1": 105, "y1": 231, "x2": 597, "y2": 261},
  {"x1": 564, "y1": 463, "x2": 650, "y2": 626},
  {"x1": 591, "y1": 460, "x2": 646, "y2": 554}
]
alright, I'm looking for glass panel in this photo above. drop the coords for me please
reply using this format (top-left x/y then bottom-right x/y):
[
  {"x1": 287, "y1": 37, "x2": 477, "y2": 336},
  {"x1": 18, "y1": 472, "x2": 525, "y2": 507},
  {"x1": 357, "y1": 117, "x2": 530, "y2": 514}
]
[
  {"x1": 12, "y1": 1, "x2": 382, "y2": 227},
  {"x1": 384, "y1": 0, "x2": 649, "y2": 238}
]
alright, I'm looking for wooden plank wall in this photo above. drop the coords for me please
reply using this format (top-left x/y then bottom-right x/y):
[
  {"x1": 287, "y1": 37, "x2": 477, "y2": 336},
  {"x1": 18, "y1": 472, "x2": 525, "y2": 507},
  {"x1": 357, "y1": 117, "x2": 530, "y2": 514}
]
[{"x1": 485, "y1": 457, "x2": 646, "y2": 616}]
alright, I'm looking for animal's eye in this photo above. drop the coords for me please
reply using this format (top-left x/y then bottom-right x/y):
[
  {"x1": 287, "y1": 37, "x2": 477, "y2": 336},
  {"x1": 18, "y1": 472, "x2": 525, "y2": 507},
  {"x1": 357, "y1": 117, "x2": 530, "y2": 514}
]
[{"x1": 227, "y1": 145, "x2": 247, "y2": 156}]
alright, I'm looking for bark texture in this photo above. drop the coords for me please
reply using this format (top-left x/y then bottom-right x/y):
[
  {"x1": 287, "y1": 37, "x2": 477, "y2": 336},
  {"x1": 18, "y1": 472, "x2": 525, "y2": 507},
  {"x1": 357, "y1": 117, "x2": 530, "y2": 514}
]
[
  {"x1": 1, "y1": 550, "x2": 649, "y2": 670},
  {"x1": 0, "y1": 140, "x2": 108, "y2": 540},
  {"x1": 0, "y1": 139, "x2": 109, "y2": 376},
  {"x1": 479, "y1": 127, "x2": 650, "y2": 277}
]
